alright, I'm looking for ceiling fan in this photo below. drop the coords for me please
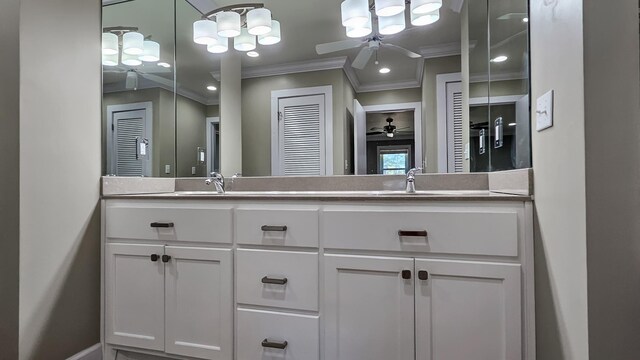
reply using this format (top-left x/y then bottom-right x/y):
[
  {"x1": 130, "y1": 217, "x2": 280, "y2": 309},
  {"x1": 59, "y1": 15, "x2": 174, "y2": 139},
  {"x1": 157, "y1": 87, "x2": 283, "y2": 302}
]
[
  {"x1": 103, "y1": 65, "x2": 174, "y2": 90},
  {"x1": 316, "y1": 35, "x2": 421, "y2": 70},
  {"x1": 367, "y1": 117, "x2": 412, "y2": 138}
]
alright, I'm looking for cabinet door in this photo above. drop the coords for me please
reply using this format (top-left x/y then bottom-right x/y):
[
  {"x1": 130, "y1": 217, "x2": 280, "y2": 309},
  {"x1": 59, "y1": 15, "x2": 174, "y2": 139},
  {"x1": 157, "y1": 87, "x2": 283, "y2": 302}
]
[
  {"x1": 105, "y1": 243, "x2": 165, "y2": 351},
  {"x1": 415, "y1": 259, "x2": 521, "y2": 360},
  {"x1": 164, "y1": 246, "x2": 233, "y2": 360},
  {"x1": 324, "y1": 254, "x2": 415, "y2": 360}
]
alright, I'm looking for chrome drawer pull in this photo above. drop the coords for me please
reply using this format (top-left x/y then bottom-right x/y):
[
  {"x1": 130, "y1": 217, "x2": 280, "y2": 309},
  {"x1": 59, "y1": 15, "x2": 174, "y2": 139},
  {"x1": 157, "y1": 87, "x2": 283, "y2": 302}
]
[
  {"x1": 398, "y1": 230, "x2": 427, "y2": 238},
  {"x1": 262, "y1": 339, "x2": 288, "y2": 349},
  {"x1": 261, "y1": 276, "x2": 288, "y2": 285},
  {"x1": 261, "y1": 225, "x2": 288, "y2": 232},
  {"x1": 150, "y1": 222, "x2": 174, "y2": 228}
]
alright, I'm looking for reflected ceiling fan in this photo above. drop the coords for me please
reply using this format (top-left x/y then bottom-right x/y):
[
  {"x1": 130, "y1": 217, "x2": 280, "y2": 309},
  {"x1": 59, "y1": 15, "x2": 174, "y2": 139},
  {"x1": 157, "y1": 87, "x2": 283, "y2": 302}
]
[
  {"x1": 103, "y1": 66, "x2": 173, "y2": 90},
  {"x1": 367, "y1": 117, "x2": 412, "y2": 138},
  {"x1": 316, "y1": 35, "x2": 421, "y2": 70}
]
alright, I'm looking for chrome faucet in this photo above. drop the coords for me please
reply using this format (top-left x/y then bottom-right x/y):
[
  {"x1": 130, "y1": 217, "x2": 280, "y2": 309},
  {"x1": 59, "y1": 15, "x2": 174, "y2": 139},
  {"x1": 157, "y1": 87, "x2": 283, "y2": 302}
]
[
  {"x1": 205, "y1": 172, "x2": 225, "y2": 193},
  {"x1": 406, "y1": 167, "x2": 423, "y2": 193}
]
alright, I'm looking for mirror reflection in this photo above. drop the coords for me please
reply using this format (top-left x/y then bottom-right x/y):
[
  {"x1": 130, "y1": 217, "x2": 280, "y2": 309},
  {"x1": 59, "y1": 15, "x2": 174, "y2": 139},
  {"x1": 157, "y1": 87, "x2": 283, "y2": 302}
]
[{"x1": 102, "y1": 0, "x2": 530, "y2": 177}]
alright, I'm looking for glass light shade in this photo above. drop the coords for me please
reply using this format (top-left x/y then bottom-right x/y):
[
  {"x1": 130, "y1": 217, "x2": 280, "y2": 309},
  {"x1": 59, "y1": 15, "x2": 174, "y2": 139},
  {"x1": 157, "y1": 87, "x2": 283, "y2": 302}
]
[
  {"x1": 234, "y1": 28, "x2": 256, "y2": 51},
  {"x1": 346, "y1": 12, "x2": 372, "y2": 38},
  {"x1": 122, "y1": 32, "x2": 144, "y2": 55},
  {"x1": 207, "y1": 36, "x2": 229, "y2": 53},
  {"x1": 102, "y1": 33, "x2": 118, "y2": 55},
  {"x1": 217, "y1": 11, "x2": 241, "y2": 38},
  {"x1": 410, "y1": 0, "x2": 442, "y2": 14},
  {"x1": 139, "y1": 40, "x2": 160, "y2": 62},
  {"x1": 102, "y1": 53, "x2": 118, "y2": 66},
  {"x1": 378, "y1": 11, "x2": 405, "y2": 35},
  {"x1": 375, "y1": 0, "x2": 405, "y2": 17},
  {"x1": 411, "y1": 9, "x2": 440, "y2": 26},
  {"x1": 193, "y1": 19, "x2": 218, "y2": 45},
  {"x1": 247, "y1": 8, "x2": 272, "y2": 36},
  {"x1": 341, "y1": 0, "x2": 370, "y2": 27},
  {"x1": 122, "y1": 52, "x2": 142, "y2": 66},
  {"x1": 258, "y1": 20, "x2": 281, "y2": 45}
]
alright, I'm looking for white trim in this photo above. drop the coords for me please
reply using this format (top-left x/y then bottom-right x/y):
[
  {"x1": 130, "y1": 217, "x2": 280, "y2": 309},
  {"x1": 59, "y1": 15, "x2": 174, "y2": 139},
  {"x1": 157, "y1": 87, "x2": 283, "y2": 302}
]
[
  {"x1": 211, "y1": 57, "x2": 347, "y2": 81},
  {"x1": 206, "y1": 117, "x2": 220, "y2": 174},
  {"x1": 469, "y1": 71, "x2": 528, "y2": 83},
  {"x1": 361, "y1": 102, "x2": 423, "y2": 171},
  {"x1": 357, "y1": 80, "x2": 422, "y2": 93},
  {"x1": 436, "y1": 73, "x2": 462, "y2": 172},
  {"x1": 106, "y1": 101, "x2": 153, "y2": 177},
  {"x1": 270, "y1": 85, "x2": 334, "y2": 176},
  {"x1": 419, "y1": 41, "x2": 476, "y2": 59},
  {"x1": 66, "y1": 343, "x2": 101, "y2": 360},
  {"x1": 469, "y1": 95, "x2": 525, "y2": 106}
]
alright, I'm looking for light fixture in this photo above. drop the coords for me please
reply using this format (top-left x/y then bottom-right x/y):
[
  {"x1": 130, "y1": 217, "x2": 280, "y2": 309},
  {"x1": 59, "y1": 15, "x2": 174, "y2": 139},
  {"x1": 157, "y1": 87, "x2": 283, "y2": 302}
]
[
  {"x1": 234, "y1": 28, "x2": 256, "y2": 51},
  {"x1": 247, "y1": 8, "x2": 272, "y2": 35},
  {"x1": 122, "y1": 31, "x2": 144, "y2": 55},
  {"x1": 379, "y1": 67, "x2": 391, "y2": 74},
  {"x1": 522, "y1": 17, "x2": 529, "y2": 23},
  {"x1": 378, "y1": 11, "x2": 405, "y2": 35},
  {"x1": 258, "y1": 20, "x2": 281, "y2": 45},
  {"x1": 121, "y1": 52, "x2": 142, "y2": 66},
  {"x1": 158, "y1": 62, "x2": 171, "y2": 68},
  {"x1": 247, "y1": 51, "x2": 260, "y2": 57},
  {"x1": 125, "y1": 70, "x2": 139, "y2": 90},
  {"x1": 193, "y1": 19, "x2": 218, "y2": 45},
  {"x1": 217, "y1": 11, "x2": 241, "y2": 38},
  {"x1": 508, "y1": 122, "x2": 517, "y2": 126},
  {"x1": 341, "y1": 0, "x2": 370, "y2": 27},
  {"x1": 139, "y1": 40, "x2": 160, "y2": 62},
  {"x1": 410, "y1": 0, "x2": 442, "y2": 15},
  {"x1": 375, "y1": 0, "x2": 405, "y2": 17},
  {"x1": 102, "y1": 53, "x2": 118, "y2": 66},
  {"x1": 102, "y1": 33, "x2": 118, "y2": 55},
  {"x1": 491, "y1": 55, "x2": 508, "y2": 63},
  {"x1": 346, "y1": 12, "x2": 372, "y2": 38},
  {"x1": 207, "y1": 85, "x2": 217, "y2": 91},
  {"x1": 411, "y1": 9, "x2": 440, "y2": 26},
  {"x1": 207, "y1": 36, "x2": 229, "y2": 53}
]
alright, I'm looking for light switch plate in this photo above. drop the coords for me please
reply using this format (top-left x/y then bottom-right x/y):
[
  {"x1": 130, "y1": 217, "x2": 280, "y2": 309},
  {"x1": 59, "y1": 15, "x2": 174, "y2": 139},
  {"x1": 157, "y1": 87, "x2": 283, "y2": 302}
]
[
  {"x1": 164, "y1": 165, "x2": 171, "y2": 174},
  {"x1": 191, "y1": 167, "x2": 197, "y2": 175},
  {"x1": 536, "y1": 90, "x2": 554, "y2": 131}
]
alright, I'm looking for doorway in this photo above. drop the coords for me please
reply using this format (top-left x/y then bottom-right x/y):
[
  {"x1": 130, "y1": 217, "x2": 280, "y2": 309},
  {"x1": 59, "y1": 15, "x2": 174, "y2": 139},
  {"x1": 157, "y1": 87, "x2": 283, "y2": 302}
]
[
  {"x1": 206, "y1": 117, "x2": 220, "y2": 174},
  {"x1": 106, "y1": 102, "x2": 153, "y2": 176}
]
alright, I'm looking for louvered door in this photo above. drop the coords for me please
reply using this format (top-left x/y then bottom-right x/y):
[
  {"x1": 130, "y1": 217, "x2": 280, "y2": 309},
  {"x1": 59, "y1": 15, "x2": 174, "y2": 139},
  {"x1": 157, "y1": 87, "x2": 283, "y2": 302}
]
[
  {"x1": 446, "y1": 81, "x2": 464, "y2": 172},
  {"x1": 277, "y1": 95, "x2": 326, "y2": 176},
  {"x1": 111, "y1": 109, "x2": 151, "y2": 176}
]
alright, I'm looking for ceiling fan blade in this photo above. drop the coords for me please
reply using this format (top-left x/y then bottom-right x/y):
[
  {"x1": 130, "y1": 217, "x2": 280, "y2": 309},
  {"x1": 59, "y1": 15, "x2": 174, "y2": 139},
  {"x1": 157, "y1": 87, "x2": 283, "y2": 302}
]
[
  {"x1": 383, "y1": 43, "x2": 422, "y2": 59},
  {"x1": 351, "y1": 47, "x2": 374, "y2": 70},
  {"x1": 139, "y1": 73, "x2": 175, "y2": 88},
  {"x1": 316, "y1": 39, "x2": 364, "y2": 55},
  {"x1": 367, "y1": 131, "x2": 383, "y2": 135}
]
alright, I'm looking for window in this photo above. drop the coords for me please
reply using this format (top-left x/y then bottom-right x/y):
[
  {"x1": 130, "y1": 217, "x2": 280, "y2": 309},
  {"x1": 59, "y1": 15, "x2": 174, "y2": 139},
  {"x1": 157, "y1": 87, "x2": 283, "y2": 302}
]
[{"x1": 378, "y1": 146, "x2": 411, "y2": 175}]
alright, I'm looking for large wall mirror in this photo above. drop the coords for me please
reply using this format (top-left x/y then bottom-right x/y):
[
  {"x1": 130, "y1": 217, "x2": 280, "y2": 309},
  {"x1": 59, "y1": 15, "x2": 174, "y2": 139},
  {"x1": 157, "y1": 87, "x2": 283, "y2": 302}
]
[{"x1": 102, "y1": 0, "x2": 530, "y2": 177}]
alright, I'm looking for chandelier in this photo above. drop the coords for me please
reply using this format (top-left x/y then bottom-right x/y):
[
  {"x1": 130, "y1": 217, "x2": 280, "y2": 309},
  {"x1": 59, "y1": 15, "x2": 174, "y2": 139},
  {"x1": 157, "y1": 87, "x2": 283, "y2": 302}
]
[
  {"x1": 192, "y1": 3, "x2": 281, "y2": 55},
  {"x1": 341, "y1": 0, "x2": 442, "y2": 38},
  {"x1": 102, "y1": 26, "x2": 164, "y2": 67}
]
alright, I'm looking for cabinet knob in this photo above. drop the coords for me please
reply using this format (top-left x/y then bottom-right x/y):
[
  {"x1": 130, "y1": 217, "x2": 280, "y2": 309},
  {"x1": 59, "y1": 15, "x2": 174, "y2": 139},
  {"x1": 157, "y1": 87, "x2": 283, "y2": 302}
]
[
  {"x1": 418, "y1": 270, "x2": 429, "y2": 281},
  {"x1": 162, "y1": 255, "x2": 172, "y2": 263},
  {"x1": 150, "y1": 254, "x2": 159, "y2": 262},
  {"x1": 261, "y1": 276, "x2": 288, "y2": 285},
  {"x1": 401, "y1": 270, "x2": 412, "y2": 280},
  {"x1": 262, "y1": 339, "x2": 288, "y2": 350}
]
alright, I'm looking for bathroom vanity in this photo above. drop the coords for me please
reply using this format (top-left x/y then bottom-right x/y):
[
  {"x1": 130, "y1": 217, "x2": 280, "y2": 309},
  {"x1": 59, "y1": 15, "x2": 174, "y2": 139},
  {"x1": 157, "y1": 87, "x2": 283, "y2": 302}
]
[{"x1": 101, "y1": 188, "x2": 535, "y2": 360}]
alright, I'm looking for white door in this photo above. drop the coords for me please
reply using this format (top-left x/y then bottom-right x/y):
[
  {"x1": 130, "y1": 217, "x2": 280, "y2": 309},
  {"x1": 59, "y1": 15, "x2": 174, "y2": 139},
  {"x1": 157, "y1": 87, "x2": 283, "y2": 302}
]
[
  {"x1": 164, "y1": 246, "x2": 233, "y2": 360},
  {"x1": 277, "y1": 94, "x2": 326, "y2": 176},
  {"x1": 107, "y1": 102, "x2": 152, "y2": 176},
  {"x1": 353, "y1": 99, "x2": 367, "y2": 175},
  {"x1": 446, "y1": 81, "x2": 464, "y2": 173},
  {"x1": 105, "y1": 243, "x2": 165, "y2": 351},
  {"x1": 415, "y1": 259, "x2": 522, "y2": 360},
  {"x1": 324, "y1": 254, "x2": 415, "y2": 360}
]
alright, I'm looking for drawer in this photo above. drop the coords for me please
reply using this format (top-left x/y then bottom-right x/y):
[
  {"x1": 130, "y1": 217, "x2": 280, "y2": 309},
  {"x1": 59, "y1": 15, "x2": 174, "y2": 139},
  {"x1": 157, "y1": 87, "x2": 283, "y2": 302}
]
[
  {"x1": 236, "y1": 207, "x2": 319, "y2": 248},
  {"x1": 106, "y1": 201, "x2": 233, "y2": 243},
  {"x1": 237, "y1": 308, "x2": 319, "y2": 360},
  {"x1": 321, "y1": 205, "x2": 519, "y2": 257},
  {"x1": 236, "y1": 249, "x2": 318, "y2": 311}
]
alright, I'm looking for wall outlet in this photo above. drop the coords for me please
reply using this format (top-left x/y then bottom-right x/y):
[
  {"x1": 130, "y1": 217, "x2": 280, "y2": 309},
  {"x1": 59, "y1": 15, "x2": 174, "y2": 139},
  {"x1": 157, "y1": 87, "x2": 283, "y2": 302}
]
[
  {"x1": 164, "y1": 165, "x2": 171, "y2": 174},
  {"x1": 536, "y1": 90, "x2": 554, "y2": 131},
  {"x1": 191, "y1": 167, "x2": 197, "y2": 175}
]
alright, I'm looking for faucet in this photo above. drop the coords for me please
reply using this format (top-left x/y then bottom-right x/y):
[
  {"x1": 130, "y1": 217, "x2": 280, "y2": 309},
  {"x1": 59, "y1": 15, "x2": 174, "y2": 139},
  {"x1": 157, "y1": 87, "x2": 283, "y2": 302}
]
[
  {"x1": 205, "y1": 172, "x2": 225, "y2": 193},
  {"x1": 405, "y1": 167, "x2": 423, "y2": 193}
]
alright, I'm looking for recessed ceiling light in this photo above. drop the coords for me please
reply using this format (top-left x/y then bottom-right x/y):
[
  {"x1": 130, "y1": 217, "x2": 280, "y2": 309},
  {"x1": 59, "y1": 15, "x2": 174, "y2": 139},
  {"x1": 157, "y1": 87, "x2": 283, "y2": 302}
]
[
  {"x1": 508, "y1": 122, "x2": 517, "y2": 127},
  {"x1": 158, "y1": 62, "x2": 171, "y2": 68},
  {"x1": 247, "y1": 51, "x2": 260, "y2": 57},
  {"x1": 491, "y1": 55, "x2": 508, "y2": 63},
  {"x1": 207, "y1": 85, "x2": 217, "y2": 91},
  {"x1": 522, "y1": 17, "x2": 529, "y2": 23},
  {"x1": 379, "y1": 67, "x2": 391, "y2": 74}
]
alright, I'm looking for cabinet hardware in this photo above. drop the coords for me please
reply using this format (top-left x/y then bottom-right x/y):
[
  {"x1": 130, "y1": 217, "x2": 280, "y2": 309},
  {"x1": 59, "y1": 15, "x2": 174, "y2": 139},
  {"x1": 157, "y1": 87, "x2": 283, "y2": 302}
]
[
  {"x1": 261, "y1": 276, "x2": 288, "y2": 285},
  {"x1": 398, "y1": 230, "x2": 427, "y2": 238},
  {"x1": 150, "y1": 222, "x2": 174, "y2": 228},
  {"x1": 418, "y1": 270, "x2": 429, "y2": 280},
  {"x1": 150, "y1": 254, "x2": 159, "y2": 262},
  {"x1": 261, "y1": 225, "x2": 288, "y2": 232},
  {"x1": 401, "y1": 270, "x2": 412, "y2": 280},
  {"x1": 261, "y1": 339, "x2": 288, "y2": 349},
  {"x1": 162, "y1": 255, "x2": 172, "y2": 263}
]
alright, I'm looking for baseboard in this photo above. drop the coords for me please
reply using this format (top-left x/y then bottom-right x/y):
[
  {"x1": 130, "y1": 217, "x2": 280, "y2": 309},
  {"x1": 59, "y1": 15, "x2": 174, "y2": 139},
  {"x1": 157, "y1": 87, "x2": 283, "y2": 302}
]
[{"x1": 67, "y1": 343, "x2": 102, "y2": 360}]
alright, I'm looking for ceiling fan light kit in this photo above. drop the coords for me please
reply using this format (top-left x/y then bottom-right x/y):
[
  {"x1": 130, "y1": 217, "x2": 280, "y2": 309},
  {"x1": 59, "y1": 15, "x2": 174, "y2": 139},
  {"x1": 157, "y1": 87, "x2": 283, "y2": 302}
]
[
  {"x1": 102, "y1": 26, "x2": 165, "y2": 67},
  {"x1": 378, "y1": 11, "x2": 406, "y2": 35}
]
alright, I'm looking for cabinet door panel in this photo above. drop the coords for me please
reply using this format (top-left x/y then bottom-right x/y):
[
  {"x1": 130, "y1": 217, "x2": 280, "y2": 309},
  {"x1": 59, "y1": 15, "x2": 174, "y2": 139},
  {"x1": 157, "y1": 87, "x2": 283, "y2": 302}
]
[
  {"x1": 324, "y1": 254, "x2": 415, "y2": 360},
  {"x1": 165, "y1": 247, "x2": 233, "y2": 360},
  {"x1": 105, "y1": 243, "x2": 165, "y2": 351},
  {"x1": 415, "y1": 259, "x2": 521, "y2": 360}
]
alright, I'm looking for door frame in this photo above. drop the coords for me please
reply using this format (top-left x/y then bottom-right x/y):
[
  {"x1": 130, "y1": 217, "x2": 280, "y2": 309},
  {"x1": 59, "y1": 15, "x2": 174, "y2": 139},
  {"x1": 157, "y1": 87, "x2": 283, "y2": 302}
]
[
  {"x1": 205, "y1": 117, "x2": 220, "y2": 174},
  {"x1": 436, "y1": 73, "x2": 462, "y2": 173},
  {"x1": 270, "y1": 85, "x2": 334, "y2": 176},
  {"x1": 106, "y1": 101, "x2": 153, "y2": 176}
]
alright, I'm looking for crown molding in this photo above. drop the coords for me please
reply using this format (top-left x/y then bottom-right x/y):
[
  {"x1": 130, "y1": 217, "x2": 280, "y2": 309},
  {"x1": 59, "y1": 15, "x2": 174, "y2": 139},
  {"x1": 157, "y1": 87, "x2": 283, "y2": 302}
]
[
  {"x1": 243, "y1": 56, "x2": 348, "y2": 79},
  {"x1": 356, "y1": 79, "x2": 421, "y2": 93},
  {"x1": 419, "y1": 41, "x2": 476, "y2": 59},
  {"x1": 342, "y1": 60, "x2": 361, "y2": 92},
  {"x1": 103, "y1": 79, "x2": 219, "y2": 106}
]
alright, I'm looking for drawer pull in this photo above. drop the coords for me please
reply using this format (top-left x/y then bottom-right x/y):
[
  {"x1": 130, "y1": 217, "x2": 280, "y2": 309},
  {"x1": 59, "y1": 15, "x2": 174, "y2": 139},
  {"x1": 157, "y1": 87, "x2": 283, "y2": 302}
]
[
  {"x1": 262, "y1": 339, "x2": 288, "y2": 350},
  {"x1": 418, "y1": 270, "x2": 429, "y2": 281},
  {"x1": 150, "y1": 254, "x2": 159, "y2": 262},
  {"x1": 398, "y1": 230, "x2": 427, "y2": 238},
  {"x1": 261, "y1": 225, "x2": 288, "y2": 232},
  {"x1": 150, "y1": 222, "x2": 174, "y2": 228},
  {"x1": 261, "y1": 276, "x2": 288, "y2": 285}
]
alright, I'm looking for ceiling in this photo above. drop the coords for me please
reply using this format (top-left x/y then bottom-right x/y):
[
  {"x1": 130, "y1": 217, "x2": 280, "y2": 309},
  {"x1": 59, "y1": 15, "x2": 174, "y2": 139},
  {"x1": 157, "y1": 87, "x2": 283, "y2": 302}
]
[{"x1": 103, "y1": 0, "x2": 528, "y2": 105}]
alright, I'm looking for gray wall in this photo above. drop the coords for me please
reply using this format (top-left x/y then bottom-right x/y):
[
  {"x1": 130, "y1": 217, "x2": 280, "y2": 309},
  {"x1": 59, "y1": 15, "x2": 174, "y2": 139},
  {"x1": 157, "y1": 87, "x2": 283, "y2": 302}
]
[
  {"x1": 19, "y1": 0, "x2": 102, "y2": 358},
  {"x1": 0, "y1": 0, "x2": 20, "y2": 357},
  {"x1": 177, "y1": 96, "x2": 207, "y2": 177}
]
